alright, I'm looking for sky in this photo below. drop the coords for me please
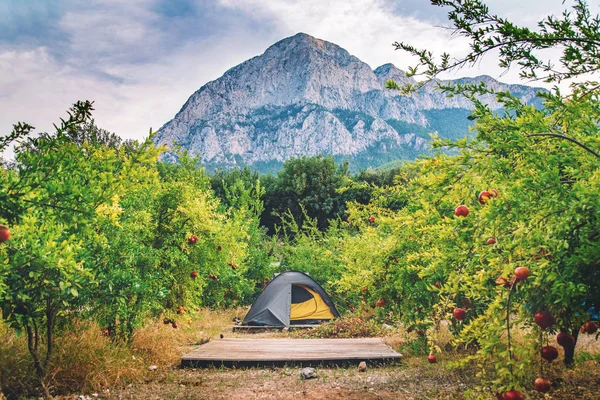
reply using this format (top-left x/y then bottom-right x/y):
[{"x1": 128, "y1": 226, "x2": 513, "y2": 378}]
[{"x1": 0, "y1": 0, "x2": 592, "y2": 156}]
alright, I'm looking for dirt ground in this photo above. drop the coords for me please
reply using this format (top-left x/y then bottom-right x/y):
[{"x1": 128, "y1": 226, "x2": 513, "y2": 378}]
[
  {"x1": 53, "y1": 310, "x2": 600, "y2": 400},
  {"x1": 106, "y1": 356, "x2": 600, "y2": 400},
  {"x1": 111, "y1": 362, "x2": 473, "y2": 400},
  {"x1": 106, "y1": 335, "x2": 600, "y2": 400}
]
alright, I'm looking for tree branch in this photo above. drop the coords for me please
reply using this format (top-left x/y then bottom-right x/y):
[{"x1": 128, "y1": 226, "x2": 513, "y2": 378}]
[
  {"x1": 21, "y1": 199, "x2": 88, "y2": 214},
  {"x1": 526, "y1": 133, "x2": 600, "y2": 159}
]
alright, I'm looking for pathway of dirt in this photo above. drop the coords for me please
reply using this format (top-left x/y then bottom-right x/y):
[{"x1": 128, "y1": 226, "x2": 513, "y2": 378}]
[{"x1": 112, "y1": 364, "x2": 472, "y2": 400}]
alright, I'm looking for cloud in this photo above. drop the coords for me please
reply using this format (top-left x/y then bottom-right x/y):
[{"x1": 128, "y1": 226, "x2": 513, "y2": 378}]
[
  {"x1": 0, "y1": 0, "x2": 69, "y2": 47},
  {"x1": 0, "y1": 0, "x2": 271, "y2": 154},
  {"x1": 217, "y1": 0, "x2": 483, "y2": 75}
]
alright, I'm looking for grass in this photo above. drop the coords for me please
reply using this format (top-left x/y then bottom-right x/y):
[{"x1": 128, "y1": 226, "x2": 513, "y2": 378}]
[
  {"x1": 0, "y1": 309, "x2": 242, "y2": 398},
  {"x1": 1, "y1": 310, "x2": 598, "y2": 399}
]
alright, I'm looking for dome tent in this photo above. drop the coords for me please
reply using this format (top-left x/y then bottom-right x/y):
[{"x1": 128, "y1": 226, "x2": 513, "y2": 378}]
[{"x1": 242, "y1": 271, "x2": 339, "y2": 327}]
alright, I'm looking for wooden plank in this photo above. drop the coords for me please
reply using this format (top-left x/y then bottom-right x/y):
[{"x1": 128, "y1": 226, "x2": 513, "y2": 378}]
[
  {"x1": 181, "y1": 338, "x2": 402, "y2": 368},
  {"x1": 231, "y1": 325, "x2": 318, "y2": 333}
]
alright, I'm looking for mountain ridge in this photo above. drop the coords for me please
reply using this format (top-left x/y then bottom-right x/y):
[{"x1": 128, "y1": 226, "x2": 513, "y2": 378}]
[{"x1": 154, "y1": 33, "x2": 543, "y2": 172}]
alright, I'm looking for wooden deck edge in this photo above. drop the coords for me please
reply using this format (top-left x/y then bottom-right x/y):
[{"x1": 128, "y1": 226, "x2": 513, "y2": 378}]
[
  {"x1": 231, "y1": 325, "x2": 318, "y2": 332},
  {"x1": 180, "y1": 356, "x2": 403, "y2": 369}
]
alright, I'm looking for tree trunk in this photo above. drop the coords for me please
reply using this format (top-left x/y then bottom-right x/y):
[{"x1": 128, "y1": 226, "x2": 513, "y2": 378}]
[
  {"x1": 44, "y1": 300, "x2": 56, "y2": 370},
  {"x1": 564, "y1": 329, "x2": 579, "y2": 367},
  {"x1": 26, "y1": 323, "x2": 50, "y2": 398}
]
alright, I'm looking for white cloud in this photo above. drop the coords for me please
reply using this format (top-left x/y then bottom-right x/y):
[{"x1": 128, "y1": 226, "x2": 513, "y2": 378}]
[
  {"x1": 0, "y1": 37, "x2": 267, "y2": 146},
  {"x1": 214, "y1": 0, "x2": 557, "y2": 85},
  {"x1": 218, "y1": 0, "x2": 471, "y2": 71}
]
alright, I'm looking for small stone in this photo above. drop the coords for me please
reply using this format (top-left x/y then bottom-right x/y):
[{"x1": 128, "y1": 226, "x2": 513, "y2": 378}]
[
  {"x1": 300, "y1": 367, "x2": 317, "y2": 379},
  {"x1": 91, "y1": 394, "x2": 98, "y2": 398},
  {"x1": 148, "y1": 365, "x2": 158, "y2": 371},
  {"x1": 358, "y1": 361, "x2": 367, "y2": 372}
]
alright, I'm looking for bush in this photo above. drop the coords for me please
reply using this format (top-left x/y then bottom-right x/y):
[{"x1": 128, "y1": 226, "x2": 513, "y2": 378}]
[{"x1": 293, "y1": 314, "x2": 386, "y2": 339}]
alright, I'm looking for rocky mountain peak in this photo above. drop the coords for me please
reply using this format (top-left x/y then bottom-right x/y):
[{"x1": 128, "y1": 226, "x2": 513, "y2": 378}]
[
  {"x1": 265, "y1": 32, "x2": 336, "y2": 55},
  {"x1": 154, "y1": 33, "x2": 543, "y2": 172},
  {"x1": 374, "y1": 63, "x2": 401, "y2": 75},
  {"x1": 373, "y1": 63, "x2": 414, "y2": 86}
]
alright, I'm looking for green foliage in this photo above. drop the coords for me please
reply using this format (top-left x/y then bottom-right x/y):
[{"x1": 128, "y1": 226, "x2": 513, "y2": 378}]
[
  {"x1": 210, "y1": 166, "x2": 263, "y2": 212},
  {"x1": 0, "y1": 103, "x2": 276, "y2": 395},
  {"x1": 357, "y1": 0, "x2": 600, "y2": 394},
  {"x1": 278, "y1": 216, "x2": 345, "y2": 297},
  {"x1": 341, "y1": 168, "x2": 401, "y2": 207},
  {"x1": 272, "y1": 0, "x2": 600, "y2": 395},
  {"x1": 317, "y1": 93, "x2": 599, "y2": 390},
  {"x1": 261, "y1": 155, "x2": 350, "y2": 233}
]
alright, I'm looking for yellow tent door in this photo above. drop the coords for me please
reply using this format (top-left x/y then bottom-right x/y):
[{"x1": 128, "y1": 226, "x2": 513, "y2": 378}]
[{"x1": 290, "y1": 285, "x2": 335, "y2": 320}]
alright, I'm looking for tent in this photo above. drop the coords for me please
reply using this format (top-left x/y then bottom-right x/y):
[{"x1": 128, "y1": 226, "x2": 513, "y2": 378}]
[{"x1": 242, "y1": 271, "x2": 340, "y2": 327}]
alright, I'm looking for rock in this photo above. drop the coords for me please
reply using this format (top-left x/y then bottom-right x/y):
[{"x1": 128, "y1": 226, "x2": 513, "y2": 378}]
[
  {"x1": 154, "y1": 33, "x2": 544, "y2": 173},
  {"x1": 282, "y1": 327, "x2": 289, "y2": 332},
  {"x1": 148, "y1": 365, "x2": 158, "y2": 371},
  {"x1": 382, "y1": 323, "x2": 393, "y2": 330},
  {"x1": 358, "y1": 361, "x2": 367, "y2": 372},
  {"x1": 300, "y1": 367, "x2": 317, "y2": 379}
]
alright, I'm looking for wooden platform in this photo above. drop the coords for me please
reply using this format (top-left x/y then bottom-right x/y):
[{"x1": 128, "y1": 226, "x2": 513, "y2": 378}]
[
  {"x1": 231, "y1": 325, "x2": 317, "y2": 333},
  {"x1": 181, "y1": 338, "x2": 402, "y2": 368}
]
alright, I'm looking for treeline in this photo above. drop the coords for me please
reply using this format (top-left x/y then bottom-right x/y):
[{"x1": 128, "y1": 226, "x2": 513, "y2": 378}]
[{"x1": 209, "y1": 156, "x2": 404, "y2": 234}]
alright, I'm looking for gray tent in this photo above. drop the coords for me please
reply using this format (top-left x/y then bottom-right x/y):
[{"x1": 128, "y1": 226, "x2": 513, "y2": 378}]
[{"x1": 242, "y1": 271, "x2": 340, "y2": 327}]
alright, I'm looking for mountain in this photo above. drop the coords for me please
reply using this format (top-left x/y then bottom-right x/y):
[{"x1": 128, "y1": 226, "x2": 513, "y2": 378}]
[{"x1": 154, "y1": 33, "x2": 543, "y2": 172}]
